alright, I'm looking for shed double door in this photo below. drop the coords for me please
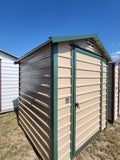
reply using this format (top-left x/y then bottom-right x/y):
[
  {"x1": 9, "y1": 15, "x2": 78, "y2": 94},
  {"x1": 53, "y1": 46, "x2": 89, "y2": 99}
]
[{"x1": 72, "y1": 47, "x2": 102, "y2": 156}]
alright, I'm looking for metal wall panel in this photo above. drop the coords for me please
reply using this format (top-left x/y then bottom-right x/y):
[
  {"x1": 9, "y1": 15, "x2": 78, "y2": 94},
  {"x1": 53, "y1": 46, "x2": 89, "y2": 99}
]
[{"x1": 19, "y1": 43, "x2": 51, "y2": 160}]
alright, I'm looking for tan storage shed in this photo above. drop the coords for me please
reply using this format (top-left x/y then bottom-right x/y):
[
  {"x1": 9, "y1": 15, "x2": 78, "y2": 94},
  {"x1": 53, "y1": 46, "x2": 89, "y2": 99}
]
[
  {"x1": 16, "y1": 34, "x2": 111, "y2": 160},
  {"x1": 108, "y1": 60, "x2": 120, "y2": 122}
]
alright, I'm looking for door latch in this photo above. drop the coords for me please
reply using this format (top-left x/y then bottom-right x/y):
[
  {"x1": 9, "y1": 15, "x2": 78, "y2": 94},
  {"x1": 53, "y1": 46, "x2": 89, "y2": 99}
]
[{"x1": 75, "y1": 102, "x2": 80, "y2": 108}]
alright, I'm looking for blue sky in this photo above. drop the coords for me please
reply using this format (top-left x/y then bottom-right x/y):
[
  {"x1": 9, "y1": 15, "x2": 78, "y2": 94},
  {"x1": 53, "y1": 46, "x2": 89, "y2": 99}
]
[{"x1": 0, "y1": 0, "x2": 120, "y2": 61}]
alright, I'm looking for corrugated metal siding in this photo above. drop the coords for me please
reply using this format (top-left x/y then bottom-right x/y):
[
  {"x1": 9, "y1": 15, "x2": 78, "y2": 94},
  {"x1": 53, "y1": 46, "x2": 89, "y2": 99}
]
[
  {"x1": 0, "y1": 52, "x2": 19, "y2": 111},
  {"x1": 102, "y1": 58, "x2": 107, "y2": 129},
  {"x1": 108, "y1": 63, "x2": 114, "y2": 121},
  {"x1": 114, "y1": 64, "x2": 118, "y2": 120},
  {"x1": 19, "y1": 43, "x2": 51, "y2": 160},
  {"x1": 58, "y1": 44, "x2": 71, "y2": 160},
  {"x1": 75, "y1": 51, "x2": 101, "y2": 151}
]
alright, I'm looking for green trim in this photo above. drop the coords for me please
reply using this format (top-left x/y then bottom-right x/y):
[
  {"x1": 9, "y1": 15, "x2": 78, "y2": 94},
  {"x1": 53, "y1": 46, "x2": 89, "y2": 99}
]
[
  {"x1": 96, "y1": 35, "x2": 112, "y2": 62},
  {"x1": 51, "y1": 33, "x2": 97, "y2": 43},
  {"x1": 51, "y1": 43, "x2": 58, "y2": 160},
  {"x1": 100, "y1": 59, "x2": 103, "y2": 131},
  {"x1": 75, "y1": 130, "x2": 100, "y2": 155},
  {"x1": 106, "y1": 61, "x2": 108, "y2": 127},
  {"x1": 72, "y1": 43, "x2": 102, "y2": 58},
  {"x1": 71, "y1": 46, "x2": 74, "y2": 160},
  {"x1": 75, "y1": 47, "x2": 102, "y2": 60}
]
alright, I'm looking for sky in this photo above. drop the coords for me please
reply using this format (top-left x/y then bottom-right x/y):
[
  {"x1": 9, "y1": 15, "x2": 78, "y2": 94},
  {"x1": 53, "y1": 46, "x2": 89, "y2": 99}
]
[{"x1": 0, "y1": 0, "x2": 120, "y2": 61}]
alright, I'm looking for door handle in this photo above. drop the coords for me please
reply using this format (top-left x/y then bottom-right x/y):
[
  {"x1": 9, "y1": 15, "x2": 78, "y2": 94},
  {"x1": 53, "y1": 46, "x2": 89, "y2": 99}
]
[{"x1": 75, "y1": 102, "x2": 80, "y2": 108}]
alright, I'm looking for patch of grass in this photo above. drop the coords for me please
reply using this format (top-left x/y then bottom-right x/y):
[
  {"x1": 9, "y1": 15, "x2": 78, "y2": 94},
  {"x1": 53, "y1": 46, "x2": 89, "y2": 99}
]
[
  {"x1": 95, "y1": 133, "x2": 103, "y2": 142},
  {"x1": 96, "y1": 153, "x2": 105, "y2": 160},
  {"x1": 1, "y1": 145, "x2": 18, "y2": 160},
  {"x1": 0, "y1": 112, "x2": 40, "y2": 160},
  {"x1": 1, "y1": 112, "x2": 120, "y2": 160}
]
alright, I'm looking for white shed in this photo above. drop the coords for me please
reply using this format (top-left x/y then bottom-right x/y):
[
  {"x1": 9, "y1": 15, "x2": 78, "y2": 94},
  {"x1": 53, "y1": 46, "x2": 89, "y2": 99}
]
[{"x1": 0, "y1": 50, "x2": 19, "y2": 113}]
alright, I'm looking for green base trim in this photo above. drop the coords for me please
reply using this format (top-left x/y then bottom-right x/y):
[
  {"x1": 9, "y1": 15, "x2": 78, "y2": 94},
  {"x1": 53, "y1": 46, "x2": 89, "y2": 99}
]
[
  {"x1": 51, "y1": 43, "x2": 58, "y2": 160},
  {"x1": 75, "y1": 130, "x2": 100, "y2": 155}
]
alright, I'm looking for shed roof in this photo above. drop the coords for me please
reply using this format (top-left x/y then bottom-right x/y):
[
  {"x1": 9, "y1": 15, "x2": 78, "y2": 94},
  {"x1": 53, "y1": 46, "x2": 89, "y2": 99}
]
[
  {"x1": 115, "y1": 59, "x2": 120, "y2": 65},
  {"x1": 16, "y1": 33, "x2": 112, "y2": 63},
  {"x1": 0, "y1": 50, "x2": 19, "y2": 59}
]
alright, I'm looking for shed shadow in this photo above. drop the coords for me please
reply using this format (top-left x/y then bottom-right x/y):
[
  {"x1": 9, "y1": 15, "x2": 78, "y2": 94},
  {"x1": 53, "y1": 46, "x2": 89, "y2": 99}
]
[
  {"x1": 13, "y1": 98, "x2": 43, "y2": 159},
  {"x1": 12, "y1": 98, "x2": 19, "y2": 125},
  {"x1": 20, "y1": 124, "x2": 43, "y2": 160}
]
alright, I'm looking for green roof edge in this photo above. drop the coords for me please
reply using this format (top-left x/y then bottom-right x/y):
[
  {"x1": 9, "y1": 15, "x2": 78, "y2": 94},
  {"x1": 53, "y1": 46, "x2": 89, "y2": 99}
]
[
  {"x1": 51, "y1": 33, "x2": 98, "y2": 43},
  {"x1": 51, "y1": 33, "x2": 112, "y2": 61},
  {"x1": 95, "y1": 34, "x2": 112, "y2": 61}
]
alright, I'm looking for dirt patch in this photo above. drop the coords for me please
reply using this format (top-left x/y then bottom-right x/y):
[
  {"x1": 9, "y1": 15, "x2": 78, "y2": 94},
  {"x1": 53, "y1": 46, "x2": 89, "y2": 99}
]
[{"x1": 75, "y1": 118, "x2": 120, "y2": 160}]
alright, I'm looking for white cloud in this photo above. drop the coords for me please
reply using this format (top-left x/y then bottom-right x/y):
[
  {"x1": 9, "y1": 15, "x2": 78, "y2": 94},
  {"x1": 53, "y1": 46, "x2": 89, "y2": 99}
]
[
  {"x1": 112, "y1": 51, "x2": 120, "y2": 55},
  {"x1": 111, "y1": 50, "x2": 120, "y2": 61}
]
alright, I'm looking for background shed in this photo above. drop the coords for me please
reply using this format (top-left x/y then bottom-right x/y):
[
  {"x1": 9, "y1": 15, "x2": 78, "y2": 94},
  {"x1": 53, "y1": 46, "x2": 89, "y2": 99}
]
[
  {"x1": 116, "y1": 59, "x2": 120, "y2": 118},
  {"x1": 16, "y1": 34, "x2": 111, "y2": 160},
  {"x1": 108, "y1": 60, "x2": 120, "y2": 122},
  {"x1": 0, "y1": 50, "x2": 19, "y2": 113}
]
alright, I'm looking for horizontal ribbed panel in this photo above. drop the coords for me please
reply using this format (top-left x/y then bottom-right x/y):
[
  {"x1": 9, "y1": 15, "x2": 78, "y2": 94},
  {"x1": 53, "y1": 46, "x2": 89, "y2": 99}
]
[
  {"x1": 57, "y1": 44, "x2": 71, "y2": 160},
  {"x1": 102, "y1": 58, "x2": 107, "y2": 129},
  {"x1": 75, "y1": 50, "x2": 101, "y2": 151},
  {"x1": 19, "y1": 43, "x2": 51, "y2": 160}
]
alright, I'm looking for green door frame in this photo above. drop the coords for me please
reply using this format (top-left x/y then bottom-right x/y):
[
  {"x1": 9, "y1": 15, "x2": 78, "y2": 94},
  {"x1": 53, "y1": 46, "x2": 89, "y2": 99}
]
[{"x1": 71, "y1": 44, "x2": 103, "y2": 159}]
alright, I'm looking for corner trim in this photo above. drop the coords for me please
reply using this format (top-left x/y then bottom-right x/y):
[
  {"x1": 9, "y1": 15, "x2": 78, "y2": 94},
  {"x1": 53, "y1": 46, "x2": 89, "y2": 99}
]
[{"x1": 51, "y1": 42, "x2": 58, "y2": 160}]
